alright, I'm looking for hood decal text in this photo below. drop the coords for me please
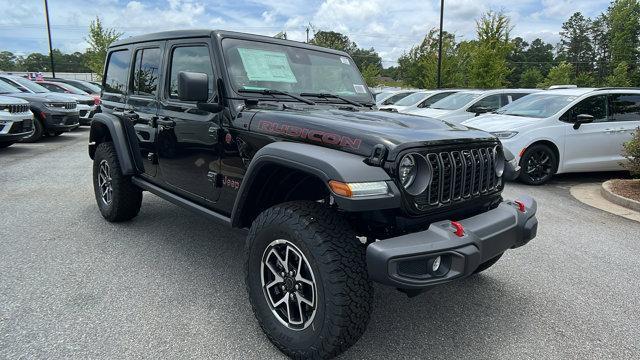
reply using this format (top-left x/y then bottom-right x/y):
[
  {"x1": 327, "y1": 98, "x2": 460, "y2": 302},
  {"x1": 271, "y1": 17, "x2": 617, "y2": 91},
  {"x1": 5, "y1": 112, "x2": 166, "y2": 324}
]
[{"x1": 259, "y1": 120, "x2": 362, "y2": 150}]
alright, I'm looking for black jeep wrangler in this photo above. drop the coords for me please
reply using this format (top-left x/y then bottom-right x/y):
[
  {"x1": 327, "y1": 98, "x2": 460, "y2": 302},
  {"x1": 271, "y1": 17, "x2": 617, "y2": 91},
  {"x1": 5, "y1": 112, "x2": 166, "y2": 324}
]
[{"x1": 89, "y1": 30, "x2": 538, "y2": 359}]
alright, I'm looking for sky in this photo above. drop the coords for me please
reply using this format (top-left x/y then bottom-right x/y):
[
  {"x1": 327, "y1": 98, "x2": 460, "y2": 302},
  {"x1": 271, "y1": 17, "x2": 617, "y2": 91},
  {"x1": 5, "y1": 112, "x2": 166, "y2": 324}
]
[{"x1": 0, "y1": 0, "x2": 612, "y2": 67}]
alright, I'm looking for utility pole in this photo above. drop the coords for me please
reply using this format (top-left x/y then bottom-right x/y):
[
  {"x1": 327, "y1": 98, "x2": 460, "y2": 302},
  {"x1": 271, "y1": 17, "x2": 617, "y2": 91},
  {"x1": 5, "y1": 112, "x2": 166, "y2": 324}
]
[
  {"x1": 436, "y1": 0, "x2": 444, "y2": 88},
  {"x1": 306, "y1": 26, "x2": 310, "y2": 43},
  {"x1": 43, "y1": 0, "x2": 55, "y2": 77}
]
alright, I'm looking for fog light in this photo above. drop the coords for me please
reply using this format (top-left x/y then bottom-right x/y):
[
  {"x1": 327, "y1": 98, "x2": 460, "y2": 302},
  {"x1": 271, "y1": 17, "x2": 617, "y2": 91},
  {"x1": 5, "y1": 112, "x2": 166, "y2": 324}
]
[{"x1": 432, "y1": 256, "x2": 441, "y2": 272}]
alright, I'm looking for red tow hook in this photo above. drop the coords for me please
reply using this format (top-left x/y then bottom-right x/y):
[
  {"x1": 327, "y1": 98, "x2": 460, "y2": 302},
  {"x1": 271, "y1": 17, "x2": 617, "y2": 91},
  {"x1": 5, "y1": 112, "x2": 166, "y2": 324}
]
[
  {"x1": 450, "y1": 221, "x2": 465, "y2": 237},
  {"x1": 513, "y1": 200, "x2": 526, "y2": 213}
]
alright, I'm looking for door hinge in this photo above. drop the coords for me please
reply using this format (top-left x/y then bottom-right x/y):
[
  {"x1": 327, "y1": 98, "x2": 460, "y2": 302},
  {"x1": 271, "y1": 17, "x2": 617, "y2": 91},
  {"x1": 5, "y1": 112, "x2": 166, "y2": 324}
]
[{"x1": 207, "y1": 171, "x2": 223, "y2": 187}]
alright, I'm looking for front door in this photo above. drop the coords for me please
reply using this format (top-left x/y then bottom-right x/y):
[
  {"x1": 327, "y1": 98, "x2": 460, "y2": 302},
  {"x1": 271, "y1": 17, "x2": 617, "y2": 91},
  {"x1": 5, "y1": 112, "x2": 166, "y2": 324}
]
[
  {"x1": 156, "y1": 41, "x2": 222, "y2": 205},
  {"x1": 127, "y1": 44, "x2": 164, "y2": 177},
  {"x1": 561, "y1": 94, "x2": 613, "y2": 172}
]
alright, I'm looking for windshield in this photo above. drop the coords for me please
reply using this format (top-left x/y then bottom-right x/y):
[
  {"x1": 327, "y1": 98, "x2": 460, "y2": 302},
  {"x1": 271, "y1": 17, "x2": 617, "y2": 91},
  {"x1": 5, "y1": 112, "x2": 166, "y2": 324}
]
[
  {"x1": 52, "y1": 82, "x2": 88, "y2": 95},
  {"x1": 393, "y1": 92, "x2": 429, "y2": 106},
  {"x1": 0, "y1": 80, "x2": 20, "y2": 94},
  {"x1": 9, "y1": 77, "x2": 50, "y2": 93},
  {"x1": 430, "y1": 92, "x2": 481, "y2": 110},
  {"x1": 496, "y1": 94, "x2": 576, "y2": 118},
  {"x1": 222, "y1": 38, "x2": 372, "y2": 103},
  {"x1": 70, "y1": 80, "x2": 101, "y2": 94}
]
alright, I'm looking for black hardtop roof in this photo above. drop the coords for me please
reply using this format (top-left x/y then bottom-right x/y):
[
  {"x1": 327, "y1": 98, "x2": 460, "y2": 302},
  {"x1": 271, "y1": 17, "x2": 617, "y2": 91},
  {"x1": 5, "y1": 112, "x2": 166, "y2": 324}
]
[{"x1": 109, "y1": 29, "x2": 349, "y2": 56}]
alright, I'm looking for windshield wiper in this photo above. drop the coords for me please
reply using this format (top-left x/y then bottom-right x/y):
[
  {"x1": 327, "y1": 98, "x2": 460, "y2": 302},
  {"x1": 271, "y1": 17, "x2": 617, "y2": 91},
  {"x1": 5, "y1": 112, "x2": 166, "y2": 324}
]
[
  {"x1": 300, "y1": 92, "x2": 364, "y2": 107},
  {"x1": 238, "y1": 88, "x2": 316, "y2": 105}
]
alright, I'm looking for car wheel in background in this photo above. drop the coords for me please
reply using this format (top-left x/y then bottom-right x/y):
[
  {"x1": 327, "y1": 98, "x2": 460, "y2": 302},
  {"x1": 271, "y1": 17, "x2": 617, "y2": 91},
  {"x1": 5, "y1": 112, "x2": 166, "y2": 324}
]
[
  {"x1": 518, "y1": 144, "x2": 558, "y2": 185},
  {"x1": 21, "y1": 119, "x2": 44, "y2": 143}
]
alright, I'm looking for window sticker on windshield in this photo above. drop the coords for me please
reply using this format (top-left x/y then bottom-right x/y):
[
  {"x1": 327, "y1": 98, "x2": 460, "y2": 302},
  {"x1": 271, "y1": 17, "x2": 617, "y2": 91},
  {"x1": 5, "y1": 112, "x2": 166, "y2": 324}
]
[
  {"x1": 237, "y1": 48, "x2": 297, "y2": 83},
  {"x1": 353, "y1": 84, "x2": 366, "y2": 94},
  {"x1": 340, "y1": 56, "x2": 351, "y2": 65}
]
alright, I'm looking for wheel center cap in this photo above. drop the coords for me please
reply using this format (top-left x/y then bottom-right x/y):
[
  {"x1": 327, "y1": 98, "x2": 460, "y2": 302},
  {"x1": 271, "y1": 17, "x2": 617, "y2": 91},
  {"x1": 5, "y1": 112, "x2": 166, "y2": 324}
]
[{"x1": 284, "y1": 277, "x2": 295, "y2": 292}]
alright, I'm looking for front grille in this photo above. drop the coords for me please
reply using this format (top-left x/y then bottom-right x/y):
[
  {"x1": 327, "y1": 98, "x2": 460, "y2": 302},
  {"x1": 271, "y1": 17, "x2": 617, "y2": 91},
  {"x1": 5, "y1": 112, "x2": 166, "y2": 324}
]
[
  {"x1": 82, "y1": 100, "x2": 94, "y2": 106},
  {"x1": 49, "y1": 102, "x2": 76, "y2": 109},
  {"x1": 2, "y1": 104, "x2": 30, "y2": 113},
  {"x1": 413, "y1": 144, "x2": 502, "y2": 211}
]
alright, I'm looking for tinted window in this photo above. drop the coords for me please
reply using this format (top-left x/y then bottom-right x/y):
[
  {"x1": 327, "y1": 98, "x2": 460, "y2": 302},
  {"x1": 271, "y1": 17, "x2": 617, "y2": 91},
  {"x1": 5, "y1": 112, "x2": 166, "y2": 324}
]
[
  {"x1": 468, "y1": 94, "x2": 502, "y2": 113},
  {"x1": 511, "y1": 93, "x2": 530, "y2": 101},
  {"x1": 609, "y1": 94, "x2": 640, "y2": 122},
  {"x1": 560, "y1": 95, "x2": 607, "y2": 122},
  {"x1": 381, "y1": 92, "x2": 414, "y2": 105},
  {"x1": 131, "y1": 48, "x2": 161, "y2": 96},
  {"x1": 39, "y1": 83, "x2": 62, "y2": 92},
  {"x1": 169, "y1": 46, "x2": 213, "y2": 99},
  {"x1": 418, "y1": 92, "x2": 454, "y2": 108},
  {"x1": 104, "y1": 50, "x2": 131, "y2": 94}
]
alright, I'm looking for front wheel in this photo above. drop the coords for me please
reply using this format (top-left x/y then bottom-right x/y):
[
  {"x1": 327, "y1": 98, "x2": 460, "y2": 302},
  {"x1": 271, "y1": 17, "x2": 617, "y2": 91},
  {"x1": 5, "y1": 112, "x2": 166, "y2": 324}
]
[
  {"x1": 518, "y1": 144, "x2": 558, "y2": 185},
  {"x1": 92, "y1": 142, "x2": 142, "y2": 222},
  {"x1": 245, "y1": 201, "x2": 373, "y2": 359},
  {"x1": 21, "y1": 119, "x2": 43, "y2": 143}
]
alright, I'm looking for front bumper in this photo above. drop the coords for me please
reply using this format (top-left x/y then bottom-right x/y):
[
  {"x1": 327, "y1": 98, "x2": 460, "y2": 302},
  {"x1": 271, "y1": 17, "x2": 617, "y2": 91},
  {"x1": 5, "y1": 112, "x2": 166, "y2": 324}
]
[
  {"x1": 41, "y1": 109, "x2": 80, "y2": 131},
  {"x1": 367, "y1": 196, "x2": 538, "y2": 290},
  {"x1": 502, "y1": 147, "x2": 521, "y2": 181},
  {"x1": 0, "y1": 115, "x2": 34, "y2": 141}
]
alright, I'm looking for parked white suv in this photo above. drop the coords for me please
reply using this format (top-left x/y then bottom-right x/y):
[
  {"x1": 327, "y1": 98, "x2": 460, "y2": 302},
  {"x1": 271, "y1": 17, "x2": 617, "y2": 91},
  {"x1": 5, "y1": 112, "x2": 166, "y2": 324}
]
[
  {"x1": 375, "y1": 90, "x2": 416, "y2": 107},
  {"x1": 462, "y1": 88, "x2": 640, "y2": 184},
  {"x1": 406, "y1": 89, "x2": 539, "y2": 124},
  {"x1": 378, "y1": 89, "x2": 458, "y2": 113}
]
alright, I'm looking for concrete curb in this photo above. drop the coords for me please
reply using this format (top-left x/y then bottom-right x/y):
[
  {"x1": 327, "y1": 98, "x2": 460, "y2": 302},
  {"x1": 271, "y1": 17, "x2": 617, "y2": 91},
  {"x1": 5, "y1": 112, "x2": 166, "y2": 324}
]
[{"x1": 601, "y1": 180, "x2": 640, "y2": 212}]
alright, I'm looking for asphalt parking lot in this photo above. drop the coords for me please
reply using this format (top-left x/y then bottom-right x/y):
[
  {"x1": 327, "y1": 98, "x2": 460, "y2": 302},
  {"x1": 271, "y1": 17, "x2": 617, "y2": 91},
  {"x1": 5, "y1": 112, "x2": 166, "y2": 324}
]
[{"x1": 1, "y1": 128, "x2": 639, "y2": 359}]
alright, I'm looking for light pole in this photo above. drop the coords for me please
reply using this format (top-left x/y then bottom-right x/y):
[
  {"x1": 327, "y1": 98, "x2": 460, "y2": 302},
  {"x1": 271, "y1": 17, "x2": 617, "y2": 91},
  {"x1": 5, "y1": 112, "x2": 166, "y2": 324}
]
[
  {"x1": 43, "y1": 0, "x2": 56, "y2": 77},
  {"x1": 436, "y1": 0, "x2": 444, "y2": 88}
]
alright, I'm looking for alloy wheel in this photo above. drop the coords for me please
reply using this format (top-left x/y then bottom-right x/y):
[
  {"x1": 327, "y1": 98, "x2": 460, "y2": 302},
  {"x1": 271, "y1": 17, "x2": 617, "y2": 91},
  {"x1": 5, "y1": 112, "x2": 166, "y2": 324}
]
[
  {"x1": 525, "y1": 150, "x2": 553, "y2": 182},
  {"x1": 260, "y1": 239, "x2": 317, "y2": 331},
  {"x1": 97, "y1": 159, "x2": 113, "y2": 205}
]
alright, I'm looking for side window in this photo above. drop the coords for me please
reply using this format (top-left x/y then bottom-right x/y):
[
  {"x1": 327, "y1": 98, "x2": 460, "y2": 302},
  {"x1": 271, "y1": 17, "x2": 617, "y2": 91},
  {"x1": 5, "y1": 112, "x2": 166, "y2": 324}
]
[
  {"x1": 560, "y1": 95, "x2": 607, "y2": 123},
  {"x1": 511, "y1": 93, "x2": 530, "y2": 101},
  {"x1": 104, "y1": 49, "x2": 131, "y2": 94},
  {"x1": 419, "y1": 92, "x2": 451, "y2": 108},
  {"x1": 468, "y1": 94, "x2": 501, "y2": 112},
  {"x1": 609, "y1": 94, "x2": 640, "y2": 122},
  {"x1": 168, "y1": 46, "x2": 214, "y2": 99},
  {"x1": 131, "y1": 48, "x2": 161, "y2": 96}
]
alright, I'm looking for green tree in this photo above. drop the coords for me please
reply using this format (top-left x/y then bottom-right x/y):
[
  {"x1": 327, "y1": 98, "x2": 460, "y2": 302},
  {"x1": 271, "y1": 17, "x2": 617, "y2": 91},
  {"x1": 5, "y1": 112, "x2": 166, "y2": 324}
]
[
  {"x1": 539, "y1": 61, "x2": 574, "y2": 88},
  {"x1": 591, "y1": 14, "x2": 610, "y2": 81},
  {"x1": 507, "y1": 37, "x2": 529, "y2": 86},
  {"x1": 524, "y1": 38, "x2": 555, "y2": 75},
  {"x1": 608, "y1": 0, "x2": 640, "y2": 67},
  {"x1": 361, "y1": 64, "x2": 381, "y2": 87},
  {"x1": 606, "y1": 61, "x2": 632, "y2": 86},
  {"x1": 310, "y1": 31, "x2": 382, "y2": 76},
  {"x1": 519, "y1": 67, "x2": 543, "y2": 88},
  {"x1": 558, "y1": 12, "x2": 594, "y2": 76},
  {"x1": 468, "y1": 10, "x2": 513, "y2": 88},
  {"x1": 0, "y1": 51, "x2": 17, "y2": 71},
  {"x1": 85, "y1": 17, "x2": 123, "y2": 78},
  {"x1": 18, "y1": 53, "x2": 51, "y2": 71}
]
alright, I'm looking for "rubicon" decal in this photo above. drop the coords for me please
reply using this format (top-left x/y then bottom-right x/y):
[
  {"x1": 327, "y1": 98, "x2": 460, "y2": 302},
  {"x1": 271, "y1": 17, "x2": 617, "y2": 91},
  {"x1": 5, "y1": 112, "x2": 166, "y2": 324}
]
[{"x1": 258, "y1": 120, "x2": 362, "y2": 150}]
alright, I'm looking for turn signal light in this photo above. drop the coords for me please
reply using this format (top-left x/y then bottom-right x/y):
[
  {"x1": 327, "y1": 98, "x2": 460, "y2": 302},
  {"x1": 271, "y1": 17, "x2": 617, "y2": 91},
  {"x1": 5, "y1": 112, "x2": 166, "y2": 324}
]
[{"x1": 328, "y1": 180, "x2": 389, "y2": 198}]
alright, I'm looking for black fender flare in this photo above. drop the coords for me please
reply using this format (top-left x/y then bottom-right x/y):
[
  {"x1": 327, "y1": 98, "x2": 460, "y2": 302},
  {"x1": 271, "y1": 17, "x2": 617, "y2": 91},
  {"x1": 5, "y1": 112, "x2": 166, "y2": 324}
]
[
  {"x1": 230, "y1": 142, "x2": 401, "y2": 228},
  {"x1": 88, "y1": 113, "x2": 142, "y2": 176}
]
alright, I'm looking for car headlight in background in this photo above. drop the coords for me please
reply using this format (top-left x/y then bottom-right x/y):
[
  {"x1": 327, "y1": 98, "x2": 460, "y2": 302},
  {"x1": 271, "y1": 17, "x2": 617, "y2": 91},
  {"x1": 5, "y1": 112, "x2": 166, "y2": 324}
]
[
  {"x1": 491, "y1": 131, "x2": 518, "y2": 139},
  {"x1": 398, "y1": 153, "x2": 432, "y2": 195}
]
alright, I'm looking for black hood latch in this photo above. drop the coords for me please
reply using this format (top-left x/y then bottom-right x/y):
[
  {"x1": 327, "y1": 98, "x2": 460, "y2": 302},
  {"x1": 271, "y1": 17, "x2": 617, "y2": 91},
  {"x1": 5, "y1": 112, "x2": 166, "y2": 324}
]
[{"x1": 365, "y1": 144, "x2": 387, "y2": 167}]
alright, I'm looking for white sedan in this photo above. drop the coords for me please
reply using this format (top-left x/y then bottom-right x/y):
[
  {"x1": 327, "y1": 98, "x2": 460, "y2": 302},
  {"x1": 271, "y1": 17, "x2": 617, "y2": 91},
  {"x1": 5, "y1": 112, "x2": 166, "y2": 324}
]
[
  {"x1": 406, "y1": 89, "x2": 539, "y2": 124},
  {"x1": 462, "y1": 88, "x2": 640, "y2": 184},
  {"x1": 378, "y1": 89, "x2": 459, "y2": 113}
]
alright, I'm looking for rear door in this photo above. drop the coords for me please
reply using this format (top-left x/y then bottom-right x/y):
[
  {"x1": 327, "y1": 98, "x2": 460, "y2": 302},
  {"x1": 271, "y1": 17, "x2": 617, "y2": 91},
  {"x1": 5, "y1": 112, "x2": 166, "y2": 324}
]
[
  {"x1": 156, "y1": 40, "x2": 222, "y2": 205},
  {"x1": 606, "y1": 92, "x2": 640, "y2": 168},
  {"x1": 126, "y1": 43, "x2": 165, "y2": 178},
  {"x1": 561, "y1": 94, "x2": 613, "y2": 171}
]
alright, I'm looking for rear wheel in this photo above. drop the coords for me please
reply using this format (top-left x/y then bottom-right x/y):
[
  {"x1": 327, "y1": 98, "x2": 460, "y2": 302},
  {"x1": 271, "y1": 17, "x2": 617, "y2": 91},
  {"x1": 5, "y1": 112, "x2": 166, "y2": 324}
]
[
  {"x1": 518, "y1": 144, "x2": 557, "y2": 185},
  {"x1": 92, "y1": 142, "x2": 142, "y2": 222},
  {"x1": 21, "y1": 119, "x2": 43, "y2": 143},
  {"x1": 245, "y1": 201, "x2": 373, "y2": 359}
]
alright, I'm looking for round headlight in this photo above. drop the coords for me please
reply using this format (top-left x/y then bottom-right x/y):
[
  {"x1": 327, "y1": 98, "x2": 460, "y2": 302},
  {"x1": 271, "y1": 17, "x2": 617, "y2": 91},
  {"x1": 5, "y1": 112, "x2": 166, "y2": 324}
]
[
  {"x1": 398, "y1": 153, "x2": 432, "y2": 195},
  {"x1": 494, "y1": 146, "x2": 505, "y2": 177},
  {"x1": 399, "y1": 154, "x2": 417, "y2": 188}
]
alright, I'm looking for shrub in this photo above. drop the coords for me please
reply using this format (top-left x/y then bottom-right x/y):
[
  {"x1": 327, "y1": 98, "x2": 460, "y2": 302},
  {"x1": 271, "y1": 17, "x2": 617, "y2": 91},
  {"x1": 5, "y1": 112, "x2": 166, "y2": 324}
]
[{"x1": 623, "y1": 127, "x2": 640, "y2": 177}]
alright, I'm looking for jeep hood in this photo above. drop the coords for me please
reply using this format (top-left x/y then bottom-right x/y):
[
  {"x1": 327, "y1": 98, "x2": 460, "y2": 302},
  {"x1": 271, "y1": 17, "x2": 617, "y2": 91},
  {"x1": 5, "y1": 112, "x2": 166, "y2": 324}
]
[
  {"x1": 6, "y1": 92, "x2": 72, "y2": 103},
  {"x1": 247, "y1": 107, "x2": 497, "y2": 161}
]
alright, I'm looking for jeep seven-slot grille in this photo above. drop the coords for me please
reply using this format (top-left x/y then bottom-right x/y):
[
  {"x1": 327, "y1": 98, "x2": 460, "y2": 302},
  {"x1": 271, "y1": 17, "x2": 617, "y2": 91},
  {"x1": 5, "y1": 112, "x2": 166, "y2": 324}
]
[
  {"x1": 1, "y1": 104, "x2": 29, "y2": 113},
  {"x1": 414, "y1": 144, "x2": 502, "y2": 210}
]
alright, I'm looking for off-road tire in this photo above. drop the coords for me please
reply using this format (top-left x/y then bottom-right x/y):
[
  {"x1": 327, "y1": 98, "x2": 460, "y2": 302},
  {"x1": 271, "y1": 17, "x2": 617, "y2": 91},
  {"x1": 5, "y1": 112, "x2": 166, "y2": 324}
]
[
  {"x1": 245, "y1": 201, "x2": 373, "y2": 359},
  {"x1": 473, "y1": 253, "x2": 503, "y2": 274},
  {"x1": 92, "y1": 142, "x2": 142, "y2": 222},
  {"x1": 21, "y1": 119, "x2": 43, "y2": 143},
  {"x1": 518, "y1": 144, "x2": 558, "y2": 185}
]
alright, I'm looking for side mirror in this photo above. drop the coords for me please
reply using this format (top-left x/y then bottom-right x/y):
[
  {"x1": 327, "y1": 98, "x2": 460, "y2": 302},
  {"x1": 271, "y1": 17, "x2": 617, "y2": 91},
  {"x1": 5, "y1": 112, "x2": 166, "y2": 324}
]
[
  {"x1": 471, "y1": 106, "x2": 492, "y2": 116},
  {"x1": 573, "y1": 114, "x2": 594, "y2": 129},
  {"x1": 178, "y1": 71, "x2": 223, "y2": 113}
]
